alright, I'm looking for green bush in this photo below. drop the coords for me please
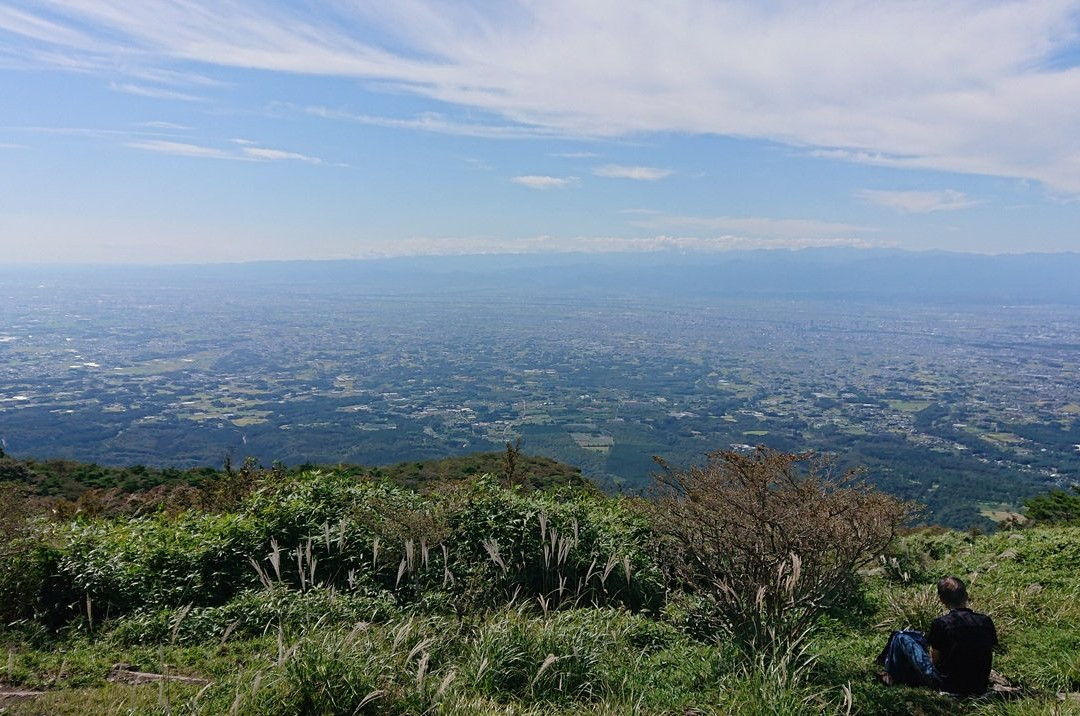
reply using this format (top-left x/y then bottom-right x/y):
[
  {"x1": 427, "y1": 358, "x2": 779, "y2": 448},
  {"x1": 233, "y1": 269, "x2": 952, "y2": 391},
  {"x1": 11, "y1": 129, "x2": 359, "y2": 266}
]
[
  {"x1": 29, "y1": 471, "x2": 664, "y2": 633},
  {"x1": 1023, "y1": 486, "x2": 1080, "y2": 524},
  {"x1": 0, "y1": 544, "x2": 62, "y2": 626},
  {"x1": 445, "y1": 478, "x2": 664, "y2": 612}
]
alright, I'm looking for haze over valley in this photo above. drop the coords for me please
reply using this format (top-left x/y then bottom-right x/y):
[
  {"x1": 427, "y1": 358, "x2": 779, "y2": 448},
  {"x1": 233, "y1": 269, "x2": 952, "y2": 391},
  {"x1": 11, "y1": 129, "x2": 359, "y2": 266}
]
[{"x1": 4, "y1": 250, "x2": 1080, "y2": 529}]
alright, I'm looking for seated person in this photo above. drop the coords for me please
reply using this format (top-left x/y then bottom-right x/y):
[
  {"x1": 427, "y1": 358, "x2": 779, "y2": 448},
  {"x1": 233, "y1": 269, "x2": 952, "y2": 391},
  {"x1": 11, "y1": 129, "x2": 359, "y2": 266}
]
[{"x1": 879, "y1": 575, "x2": 998, "y2": 695}]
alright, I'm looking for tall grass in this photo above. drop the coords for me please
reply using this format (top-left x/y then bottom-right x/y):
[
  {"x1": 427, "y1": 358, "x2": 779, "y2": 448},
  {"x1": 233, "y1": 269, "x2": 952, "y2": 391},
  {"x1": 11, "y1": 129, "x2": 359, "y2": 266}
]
[{"x1": 8, "y1": 469, "x2": 1080, "y2": 715}]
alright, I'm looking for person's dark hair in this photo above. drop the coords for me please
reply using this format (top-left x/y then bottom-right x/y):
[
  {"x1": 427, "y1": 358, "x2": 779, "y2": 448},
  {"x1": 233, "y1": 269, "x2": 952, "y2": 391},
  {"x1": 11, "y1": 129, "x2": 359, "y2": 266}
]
[{"x1": 937, "y1": 575, "x2": 969, "y2": 608}]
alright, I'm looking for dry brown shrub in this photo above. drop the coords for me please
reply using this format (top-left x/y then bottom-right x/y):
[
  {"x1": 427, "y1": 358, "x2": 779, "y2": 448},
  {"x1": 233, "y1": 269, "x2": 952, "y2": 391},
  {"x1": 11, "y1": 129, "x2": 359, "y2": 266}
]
[
  {"x1": 646, "y1": 447, "x2": 914, "y2": 657},
  {"x1": 200, "y1": 457, "x2": 283, "y2": 511}
]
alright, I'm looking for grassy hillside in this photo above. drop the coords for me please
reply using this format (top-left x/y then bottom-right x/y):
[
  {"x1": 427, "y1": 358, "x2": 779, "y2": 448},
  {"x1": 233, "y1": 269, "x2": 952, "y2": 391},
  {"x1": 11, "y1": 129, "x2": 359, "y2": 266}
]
[{"x1": 1, "y1": 461, "x2": 1078, "y2": 715}]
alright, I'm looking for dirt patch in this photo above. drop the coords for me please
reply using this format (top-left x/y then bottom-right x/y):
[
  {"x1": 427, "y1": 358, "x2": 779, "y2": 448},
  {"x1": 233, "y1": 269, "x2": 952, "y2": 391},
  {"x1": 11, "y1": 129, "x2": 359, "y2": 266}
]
[
  {"x1": 0, "y1": 687, "x2": 45, "y2": 704},
  {"x1": 107, "y1": 664, "x2": 211, "y2": 686}
]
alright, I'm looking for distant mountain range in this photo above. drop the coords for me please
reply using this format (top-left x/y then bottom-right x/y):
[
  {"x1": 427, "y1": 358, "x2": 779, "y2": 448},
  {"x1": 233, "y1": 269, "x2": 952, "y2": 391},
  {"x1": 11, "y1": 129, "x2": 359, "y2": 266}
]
[{"x1": 5, "y1": 248, "x2": 1080, "y2": 303}]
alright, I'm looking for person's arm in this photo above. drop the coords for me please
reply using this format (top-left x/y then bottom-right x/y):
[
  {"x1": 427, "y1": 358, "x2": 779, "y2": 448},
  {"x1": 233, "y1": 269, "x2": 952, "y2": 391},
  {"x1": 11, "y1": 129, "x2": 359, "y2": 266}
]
[{"x1": 928, "y1": 616, "x2": 944, "y2": 666}]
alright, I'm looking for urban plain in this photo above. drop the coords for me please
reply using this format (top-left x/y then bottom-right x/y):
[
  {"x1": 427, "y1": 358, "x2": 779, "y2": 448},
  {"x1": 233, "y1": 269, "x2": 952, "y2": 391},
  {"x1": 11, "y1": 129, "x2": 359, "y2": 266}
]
[{"x1": 3, "y1": 262, "x2": 1079, "y2": 529}]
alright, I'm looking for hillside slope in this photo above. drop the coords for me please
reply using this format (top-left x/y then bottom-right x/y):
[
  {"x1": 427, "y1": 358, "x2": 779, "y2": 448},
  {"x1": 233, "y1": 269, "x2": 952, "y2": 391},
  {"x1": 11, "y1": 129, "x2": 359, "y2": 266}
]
[{"x1": 1, "y1": 468, "x2": 1077, "y2": 714}]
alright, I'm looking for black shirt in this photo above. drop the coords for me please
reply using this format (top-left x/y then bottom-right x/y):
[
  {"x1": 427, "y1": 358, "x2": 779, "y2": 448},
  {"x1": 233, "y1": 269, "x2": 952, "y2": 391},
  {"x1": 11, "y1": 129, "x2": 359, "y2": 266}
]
[{"x1": 928, "y1": 608, "x2": 998, "y2": 695}]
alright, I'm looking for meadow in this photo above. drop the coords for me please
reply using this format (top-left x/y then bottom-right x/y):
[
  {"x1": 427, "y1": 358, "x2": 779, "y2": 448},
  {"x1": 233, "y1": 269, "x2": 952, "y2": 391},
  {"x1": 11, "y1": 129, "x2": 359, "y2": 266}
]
[{"x1": 1, "y1": 452, "x2": 1078, "y2": 715}]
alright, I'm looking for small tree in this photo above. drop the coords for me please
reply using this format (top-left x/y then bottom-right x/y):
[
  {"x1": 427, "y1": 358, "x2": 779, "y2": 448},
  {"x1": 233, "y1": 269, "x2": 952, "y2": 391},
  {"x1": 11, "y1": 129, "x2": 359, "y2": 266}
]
[
  {"x1": 501, "y1": 437, "x2": 523, "y2": 488},
  {"x1": 1023, "y1": 485, "x2": 1080, "y2": 524},
  {"x1": 646, "y1": 447, "x2": 912, "y2": 660}
]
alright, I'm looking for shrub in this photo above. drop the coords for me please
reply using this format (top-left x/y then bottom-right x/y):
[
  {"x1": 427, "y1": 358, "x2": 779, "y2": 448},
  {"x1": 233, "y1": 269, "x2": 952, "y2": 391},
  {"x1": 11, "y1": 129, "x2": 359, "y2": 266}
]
[
  {"x1": 0, "y1": 483, "x2": 57, "y2": 625},
  {"x1": 1023, "y1": 486, "x2": 1080, "y2": 525},
  {"x1": 646, "y1": 448, "x2": 913, "y2": 660},
  {"x1": 445, "y1": 479, "x2": 664, "y2": 613}
]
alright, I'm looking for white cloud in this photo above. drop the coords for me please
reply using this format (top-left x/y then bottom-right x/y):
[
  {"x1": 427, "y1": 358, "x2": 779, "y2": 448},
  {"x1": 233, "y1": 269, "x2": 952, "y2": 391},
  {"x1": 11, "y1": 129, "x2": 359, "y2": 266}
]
[
  {"x1": 350, "y1": 210, "x2": 881, "y2": 257},
  {"x1": 633, "y1": 213, "x2": 874, "y2": 238},
  {"x1": 9, "y1": 126, "x2": 130, "y2": 138},
  {"x1": 125, "y1": 138, "x2": 331, "y2": 164},
  {"x1": 138, "y1": 121, "x2": 190, "y2": 130},
  {"x1": 109, "y1": 82, "x2": 207, "y2": 102},
  {"x1": 9, "y1": 1, "x2": 1080, "y2": 192},
  {"x1": 855, "y1": 189, "x2": 982, "y2": 213},
  {"x1": 242, "y1": 146, "x2": 322, "y2": 164},
  {"x1": 350, "y1": 233, "x2": 881, "y2": 259},
  {"x1": 0, "y1": 143, "x2": 28, "y2": 149},
  {"x1": 552, "y1": 151, "x2": 600, "y2": 158},
  {"x1": 126, "y1": 139, "x2": 233, "y2": 159},
  {"x1": 462, "y1": 156, "x2": 493, "y2": 170},
  {"x1": 0, "y1": 5, "x2": 91, "y2": 46},
  {"x1": 124, "y1": 67, "x2": 224, "y2": 88},
  {"x1": 593, "y1": 164, "x2": 673, "y2": 180},
  {"x1": 305, "y1": 107, "x2": 563, "y2": 140},
  {"x1": 511, "y1": 175, "x2": 576, "y2": 189}
]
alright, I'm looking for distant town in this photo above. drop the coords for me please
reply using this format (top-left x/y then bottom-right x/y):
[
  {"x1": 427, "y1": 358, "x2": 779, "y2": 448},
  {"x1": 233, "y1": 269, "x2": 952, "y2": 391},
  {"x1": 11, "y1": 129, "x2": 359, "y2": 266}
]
[{"x1": 3, "y1": 258, "x2": 1080, "y2": 528}]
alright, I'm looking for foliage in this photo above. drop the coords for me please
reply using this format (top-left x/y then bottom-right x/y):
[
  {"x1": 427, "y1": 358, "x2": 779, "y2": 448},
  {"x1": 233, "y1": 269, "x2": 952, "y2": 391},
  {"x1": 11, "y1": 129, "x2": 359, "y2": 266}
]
[
  {"x1": 0, "y1": 483, "x2": 57, "y2": 625},
  {"x1": 10, "y1": 470, "x2": 662, "y2": 632},
  {"x1": 0, "y1": 481, "x2": 34, "y2": 558},
  {"x1": 444, "y1": 476, "x2": 664, "y2": 613},
  {"x1": 1, "y1": 451, "x2": 586, "y2": 503},
  {"x1": 646, "y1": 447, "x2": 914, "y2": 659},
  {"x1": 6, "y1": 457, "x2": 1080, "y2": 715},
  {"x1": 1023, "y1": 485, "x2": 1080, "y2": 525}
]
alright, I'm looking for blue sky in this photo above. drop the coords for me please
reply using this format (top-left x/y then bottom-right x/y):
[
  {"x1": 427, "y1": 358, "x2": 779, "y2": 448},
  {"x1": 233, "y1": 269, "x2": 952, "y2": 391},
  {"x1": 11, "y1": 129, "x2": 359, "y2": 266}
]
[{"x1": 2, "y1": 1, "x2": 1079, "y2": 264}]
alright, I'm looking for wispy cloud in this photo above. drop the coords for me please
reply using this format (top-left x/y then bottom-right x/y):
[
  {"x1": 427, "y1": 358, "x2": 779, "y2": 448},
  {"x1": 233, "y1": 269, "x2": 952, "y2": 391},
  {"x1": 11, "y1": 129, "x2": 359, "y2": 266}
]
[
  {"x1": 242, "y1": 146, "x2": 322, "y2": 164},
  {"x1": 593, "y1": 164, "x2": 673, "y2": 181},
  {"x1": 137, "y1": 121, "x2": 190, "y2": 130},
  {"x1": 0, "y1": 5, "x2": 91, "y2": 46},
  {"x1": 855, "y1": 189, "x2": 982, "y2": 213},
  {"x1": 0, "y1": 143, "x2": 28, "y2": 149},
  {"x1": 462, "y1": 156, "x2": 493, "y2": 171},
  {"x1": 126, "y1": 140, "x2": 233, "y2": 159},
  {"x1": 351, "y1": 233, "x2": 882, "y2": 259},
  {"x1": 511, "y1": 175, "x2": 577, "y2": 189},
  {"x1": 305, "y1": 107, "x2": 563, "y2": 140},
  {"x1": 7, "y1": 2, "x2": 1080, "y2": 191},
  {"x1": 7, "y1": 126, "x2": 132, "y2": 138},
  {"x1": 110, "y1": 82, "x2": 207, "y2": 102},
  {"x1": 123, "y1": 67, "x2": 224, "y2": 88},
  {"x1": 126, "y1": 139, "x2": 330, "y2": 165},
  {"x1": 552, "y1": 151, "x2": 600, "y2": 158},
  {"x1": 632, "y1": 213, "x2": 875, "y2": 239}
]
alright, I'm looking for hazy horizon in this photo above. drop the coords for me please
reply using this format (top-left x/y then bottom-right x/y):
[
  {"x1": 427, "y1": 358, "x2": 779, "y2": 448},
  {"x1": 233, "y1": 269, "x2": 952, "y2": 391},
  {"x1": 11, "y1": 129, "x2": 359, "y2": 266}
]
[{"x1": 3, "y1": 245, "x2": 1080, "y2": 271}]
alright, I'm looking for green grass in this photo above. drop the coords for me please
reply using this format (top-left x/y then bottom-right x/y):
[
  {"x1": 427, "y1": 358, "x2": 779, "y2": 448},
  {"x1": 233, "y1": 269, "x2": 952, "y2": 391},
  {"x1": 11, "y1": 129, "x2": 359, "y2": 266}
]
[
  {"x1": 887, "y1": 400, "x2": 935, "y2": 413},
  {"x1": 4, "y1": 469, "x2": 1080, "y2": 714}
]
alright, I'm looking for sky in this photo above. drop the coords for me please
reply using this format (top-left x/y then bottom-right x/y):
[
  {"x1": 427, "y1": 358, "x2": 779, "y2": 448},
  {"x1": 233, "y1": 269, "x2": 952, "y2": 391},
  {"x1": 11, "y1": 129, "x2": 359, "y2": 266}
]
[{"x1": 1, "y1": 1, "x2": 1080, "y2": 264}]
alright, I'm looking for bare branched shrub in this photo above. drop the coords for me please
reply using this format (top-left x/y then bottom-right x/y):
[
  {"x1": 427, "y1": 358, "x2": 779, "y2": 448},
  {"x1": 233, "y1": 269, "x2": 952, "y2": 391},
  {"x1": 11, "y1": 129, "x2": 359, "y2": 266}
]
[{"x1": 646, "y1": 448, "x2": 913, "y2": 658}]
